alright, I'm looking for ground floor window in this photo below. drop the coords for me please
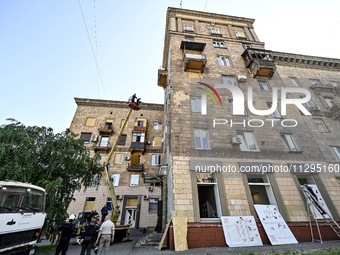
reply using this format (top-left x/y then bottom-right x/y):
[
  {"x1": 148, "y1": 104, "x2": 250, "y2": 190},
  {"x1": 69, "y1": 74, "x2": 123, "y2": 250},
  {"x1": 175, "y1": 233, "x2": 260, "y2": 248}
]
[
  {"x1": 196, "y1": 173, "x2": 221, "y2": 218},
  {"x1": 247, "y1": 174, "x2": 276, "y2": 205}
]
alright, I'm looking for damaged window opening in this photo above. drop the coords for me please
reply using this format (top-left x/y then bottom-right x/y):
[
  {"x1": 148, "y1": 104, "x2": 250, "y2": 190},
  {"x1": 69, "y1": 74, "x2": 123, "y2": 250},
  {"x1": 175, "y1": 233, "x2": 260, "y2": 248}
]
[
  {"x1": 247, "y1": 174, "x2": 276, "y2": 205},
  {"x1": 196, "y1": 173, "x2": 221, "y2": 219}
]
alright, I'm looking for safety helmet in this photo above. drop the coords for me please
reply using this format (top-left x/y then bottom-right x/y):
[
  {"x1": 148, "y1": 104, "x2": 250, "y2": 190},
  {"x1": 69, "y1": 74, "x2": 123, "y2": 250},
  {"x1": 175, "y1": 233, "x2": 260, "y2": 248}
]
[{"x1": 69, "y1": 214, "x2": 76, "y2": 220}]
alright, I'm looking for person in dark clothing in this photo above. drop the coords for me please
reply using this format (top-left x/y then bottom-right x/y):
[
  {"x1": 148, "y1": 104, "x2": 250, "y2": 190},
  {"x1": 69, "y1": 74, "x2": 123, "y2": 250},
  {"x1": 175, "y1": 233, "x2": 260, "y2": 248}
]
[
  {"x1": 131, "y1": 94, "x2": 137, "y2": 103},
  {"x1": 80, "y1": 215, "x2": 99, "y2": 255},
  {"x1": 55, "y1": 214, "x2": 76, "y2": 255},
  {"x1": 101, "y1": 205, "x2": 108, "y2": 223}
]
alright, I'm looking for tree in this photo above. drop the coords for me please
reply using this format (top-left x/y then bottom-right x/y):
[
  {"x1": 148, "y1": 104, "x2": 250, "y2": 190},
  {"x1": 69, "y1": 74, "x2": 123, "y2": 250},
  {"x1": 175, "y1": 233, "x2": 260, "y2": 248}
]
[{"x1": 0, "y1": 119, "x2": 102, "y2": 240}]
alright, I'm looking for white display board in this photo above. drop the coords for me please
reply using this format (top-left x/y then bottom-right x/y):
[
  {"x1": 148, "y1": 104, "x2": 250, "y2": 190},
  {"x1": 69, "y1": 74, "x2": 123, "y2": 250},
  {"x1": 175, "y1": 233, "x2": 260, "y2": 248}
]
[
  {"x1": 254, "y1": 205, "x2": 298, "y2": 245},
  {"x1": 221, "y1": 216, "x2": 263, "y2": 247}
]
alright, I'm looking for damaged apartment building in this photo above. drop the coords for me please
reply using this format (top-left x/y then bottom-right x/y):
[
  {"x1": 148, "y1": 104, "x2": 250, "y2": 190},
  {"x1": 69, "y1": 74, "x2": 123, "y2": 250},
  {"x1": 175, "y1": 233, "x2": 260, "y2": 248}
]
[
  {"x1": 67, "y1": 98, "x2": 164, "y2": 231},
  {"x1": 157, "y1": 7, "x2": 340, "y2": 249}
]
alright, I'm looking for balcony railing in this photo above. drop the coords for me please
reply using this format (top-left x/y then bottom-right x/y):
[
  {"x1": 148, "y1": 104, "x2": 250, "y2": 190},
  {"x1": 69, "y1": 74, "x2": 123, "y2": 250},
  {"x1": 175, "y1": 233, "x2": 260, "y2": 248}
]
[
  {"x1": 241, "y1": 48, "x2": 276, "y2": 77},
  {"x1": 133, "y1": 126, "x2": 147, "y2": 132},
  {"x1": 180, "y1": 41, "x2": 206, "y2": 51},
  {"x1": 98, "y1": 125, "x2": 114, "y2": 134},
  {"x1": 131, "y1": 142, "x2": 145, "y2": 150},
  {"x1": 158, "y1": 69, "x2": 167, "y2": 88},
  {"x1": 183, "y1": 53, "x2": 207, "y2": 72},
  {"x1": 331, "y1": 103, "x2": 340, "y2": 120},
  {"x1": 127, "y1": 163, "x2": 144, "y2": 172},
  {"x1": 93, "y1": 141, "x2": 111, "y2": 152}
]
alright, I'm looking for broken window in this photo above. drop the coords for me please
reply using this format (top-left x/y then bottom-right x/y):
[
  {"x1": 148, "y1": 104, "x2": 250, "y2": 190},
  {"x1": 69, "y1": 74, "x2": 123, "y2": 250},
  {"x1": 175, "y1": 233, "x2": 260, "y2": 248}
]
[
  {"x1": 247, "y1": 174, "x2": 276, "y2": 205},
  {"x1": 196, "y1": 173, "x2": 221, "y2": 218}
]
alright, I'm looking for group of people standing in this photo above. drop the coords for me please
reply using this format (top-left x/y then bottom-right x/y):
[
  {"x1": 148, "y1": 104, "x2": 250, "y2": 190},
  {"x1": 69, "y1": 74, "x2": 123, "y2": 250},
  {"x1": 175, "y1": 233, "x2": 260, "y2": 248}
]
[{"x1": 55, "y1": 205, "x2": 115, "y2": 255}]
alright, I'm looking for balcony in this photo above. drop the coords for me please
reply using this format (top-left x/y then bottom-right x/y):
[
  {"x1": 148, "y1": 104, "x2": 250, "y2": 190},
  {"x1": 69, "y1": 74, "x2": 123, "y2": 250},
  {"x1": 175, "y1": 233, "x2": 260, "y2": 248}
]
[
  {"x1": 133, "y1": 126, "x2": 147, "y2": 132},
  {"x1": 158, "y1": 69, "x2": 167, "y2": 88},
  {"x1": 127, "y1": 163, "x2": 144, "y2": 172},
  {"x1": 131, "y1": 142, "x2": 145, "y2": 151},
  {"x1": 331, "y1": 103, "x2": 340, "y2": 120},
  {"x1": 241, "y1": 48, "x2": 276, "y2": 77},
  {"x1": 180, "y1": 41, "x2": 206, "y2": 51},
  {"x1": 93, "y1": 141, "x2": 111, "y2": 152},
  {"x1": 183, "y1": 53, "x2": 207, "y2": 72},
  {"x1": 98, "y1": 124, "x2": 114, "y2": 134}
]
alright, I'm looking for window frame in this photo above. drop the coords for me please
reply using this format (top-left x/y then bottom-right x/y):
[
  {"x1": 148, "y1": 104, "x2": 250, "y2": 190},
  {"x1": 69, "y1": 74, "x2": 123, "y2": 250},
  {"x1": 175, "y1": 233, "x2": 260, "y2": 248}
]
[
  {"x1": 289, "y1": 77, "x2": 301, "y2": 87},
  {"x1": 246, "y1": 174, "x2": 277, "y2": 205},
  {"x1": 310, "y1": 79, "x2": 323, "y2": 87},
  {"x1": 330, "y1": 146, "x2": 340, "y2": 161},
  {"x1": 191, "y1": 97, "x2": 202, "y2": 113},
  {"x1": 80, "y1": 132, "x2": 92, "y2": 144},
  {"x1": 153, "y1": 122, "x2": 162, "y2": 130},
  {"x1": 213, "y1": 41, "x2": 225, "y2": 48},
  {"x1": 313, "y1": 118, "x2": 329, "y2": 133},
  {"x1": 229, "y1": 100, "x2": 247, "y2": 116},
  {"x1": 151, "y1": 155, "x2": 161, "y2": 165},
  {"x1": 209, "y1": 28, "x2": 220, "y2": 34},
  {"x1": 196, "y1": 173, "x2": 222, "y2": 219},
  {"x1": 237, "y1": 131, "x2": 259, "y2": 151},
  {"x1": 149, "y1": 198, "x2": 158, "y2": 213},
  {"x1": 257, "y1": 79, "x2": 271, "y2": 91},
  {"x1": 267, "y1": 102, "x2": 282, "y2": 118},
  {"x1": 222, "y1": 75, "x2": 238, "y2": 86},
  {"x1": 217, "y1": 56, "x2": 232, "y2": 66},
  {"x1": 193, "y1": 129, "x2": 211, "y2": 150},
  {"x1": 281, "y1": 133, "x2": 300, "y2": 152},
  {"x1": 184, "y1": 25, "x2": 194, "y2": 31}
]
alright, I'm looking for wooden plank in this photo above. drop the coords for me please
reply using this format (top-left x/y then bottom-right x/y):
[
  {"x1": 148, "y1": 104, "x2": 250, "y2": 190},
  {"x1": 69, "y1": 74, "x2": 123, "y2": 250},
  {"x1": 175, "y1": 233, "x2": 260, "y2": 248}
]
[
  {"x1": 158, "y1": 216, "x2": 172, "y2": 251},
  {"x1": 173, "y1": 217, "x2": 188, "y2": 251}
]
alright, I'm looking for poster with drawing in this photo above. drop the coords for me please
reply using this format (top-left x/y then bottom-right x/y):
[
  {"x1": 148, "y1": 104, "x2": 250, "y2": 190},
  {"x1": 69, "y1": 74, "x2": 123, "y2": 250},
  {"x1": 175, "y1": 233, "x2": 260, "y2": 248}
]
[
  {"x1": 302, "y1": 184, "x2": 331, "y2": 220},
  {"x1": 254, "y1": 205, "x2": 298, "y2": 245},
  {"x1": 221, "y1": 216, "x2": 263, "y2": 247}
]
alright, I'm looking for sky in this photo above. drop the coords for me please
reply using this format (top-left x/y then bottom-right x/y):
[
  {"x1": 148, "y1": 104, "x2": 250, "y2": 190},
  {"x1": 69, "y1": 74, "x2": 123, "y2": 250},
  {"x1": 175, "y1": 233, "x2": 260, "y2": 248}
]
[{"x1": 1, "y1": 0, "x2": 340, "y2": 133}]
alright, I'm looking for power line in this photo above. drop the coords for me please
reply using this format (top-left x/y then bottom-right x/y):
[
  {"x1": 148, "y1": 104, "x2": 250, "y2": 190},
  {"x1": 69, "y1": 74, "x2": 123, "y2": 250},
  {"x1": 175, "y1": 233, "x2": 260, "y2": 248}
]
[{"x1": 77, "y1": 0, "x2": 106, "y2": 96}]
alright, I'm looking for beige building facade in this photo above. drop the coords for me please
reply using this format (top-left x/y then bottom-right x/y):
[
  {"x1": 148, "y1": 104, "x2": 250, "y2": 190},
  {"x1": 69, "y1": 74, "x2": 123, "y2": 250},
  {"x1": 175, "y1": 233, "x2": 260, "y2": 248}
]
[
  {"x1": 157, "y1": 7, "x2": 340, "y2": 249},
  {"x1": 67, "y1": 98, "x2": 164, "y2": 231}
]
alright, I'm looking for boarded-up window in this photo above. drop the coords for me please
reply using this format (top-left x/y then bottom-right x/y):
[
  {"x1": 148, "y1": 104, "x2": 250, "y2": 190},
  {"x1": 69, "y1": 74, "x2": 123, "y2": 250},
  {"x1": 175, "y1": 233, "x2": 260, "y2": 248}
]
[
  {"x1": 131, "y1": 154, "x2": 141, "y2": 165},
  {"x1": 153, "y1": 137, "x2": 162, "y2": 147},
  {"x1": 118, "y1": 134, "x2": 127, "y2": 145},
  {"x1": 114, "y1": 153, "x2": 123, "y2": 164},
  {"x1": 130, "y1": 175, "x2": 139, "y2": 187},
  {"x1": 112, "y1": 174, "x2": 120, "y2": 187},
  {"x1": 127, "y1": 198, "x2": 138, "y2": 206},
  {"x1": 84, "y1": 197, "x2": 95, "y2": 211},
  {"x1": 189, "y1": 72, "x2": 200, "y2": 84},
  {"x1": 80, "y1": 132, "x2": 92, "y2": 144},
  {"x1": 85, "y1": 118, "x2": 96, "y2": 126}
]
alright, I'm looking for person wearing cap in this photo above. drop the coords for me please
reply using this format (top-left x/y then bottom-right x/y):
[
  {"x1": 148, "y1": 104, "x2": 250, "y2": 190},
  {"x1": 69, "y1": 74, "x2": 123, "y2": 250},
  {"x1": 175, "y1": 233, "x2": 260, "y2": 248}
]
[{"x1": 55, "y1": 214, "x2": 76, "y2": 255}]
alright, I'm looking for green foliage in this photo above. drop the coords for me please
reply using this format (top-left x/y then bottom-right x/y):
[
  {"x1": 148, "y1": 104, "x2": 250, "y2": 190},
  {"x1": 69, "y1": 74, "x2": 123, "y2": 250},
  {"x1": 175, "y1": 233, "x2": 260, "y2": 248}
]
[{"x1": 0, "y1": 119, "x2": 102, "y2": 240}]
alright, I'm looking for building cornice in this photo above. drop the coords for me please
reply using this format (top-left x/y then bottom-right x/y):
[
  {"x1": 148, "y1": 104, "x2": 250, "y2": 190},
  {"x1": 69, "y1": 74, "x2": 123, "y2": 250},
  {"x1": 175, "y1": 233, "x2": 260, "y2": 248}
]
[
  {"x1": 74, "y1": 98, "x2": 164, "y2": 111},
  {"x1": 272, "y1": 51, "x2": 340, "y2": 72}
]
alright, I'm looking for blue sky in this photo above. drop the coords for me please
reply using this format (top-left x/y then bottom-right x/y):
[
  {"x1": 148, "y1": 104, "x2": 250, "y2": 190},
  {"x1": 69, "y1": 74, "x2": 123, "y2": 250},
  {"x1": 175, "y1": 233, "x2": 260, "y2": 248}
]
[{"x1": 1, "y1": 0, "x2": 339, "y2": 133}]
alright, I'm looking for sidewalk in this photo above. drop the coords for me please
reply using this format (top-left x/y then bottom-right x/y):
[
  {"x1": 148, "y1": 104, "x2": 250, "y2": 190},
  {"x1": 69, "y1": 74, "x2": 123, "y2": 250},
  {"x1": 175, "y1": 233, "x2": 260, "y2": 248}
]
[
  {"x1": 136, "y1": 240, "x2": 340, "y2": 255},
  {"x1": 37, "y1": 237, "x2": 340, "y2": 255}
]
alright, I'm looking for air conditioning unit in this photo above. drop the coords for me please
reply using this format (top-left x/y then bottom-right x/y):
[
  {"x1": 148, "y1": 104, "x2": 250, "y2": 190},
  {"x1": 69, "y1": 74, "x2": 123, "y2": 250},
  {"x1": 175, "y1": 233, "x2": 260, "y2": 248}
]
[
  {"x1": 91, "y1": 135, "x2": 98, "y2": 142},
  {"x1": 312, "y1": 106, "x2": 321, "y2": 111},
  {"x1": 146, "y1": 140, "x2": 151, "y2": 145},
  {"x1": 237, "y1": 75, "x2": 247, "y2": 82},
  {"x1": 125, "y1": 156, "x2": 131, "y2": 161},
  {"x1": 231, "y1": 136, "x2": 242, "y2": 145},
  {"x1": 144, "y1": 195, "x2": 149, "y2": 200},
  {"x1": 148, "y1": 186, "x2": 154, "y2": 192},
  {"x1": 116, "y1": 195, "x2": 123, "y2": 200}
]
